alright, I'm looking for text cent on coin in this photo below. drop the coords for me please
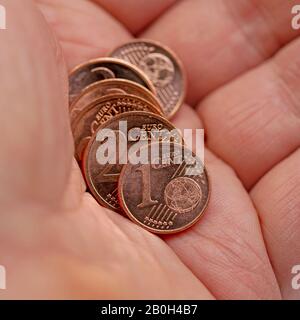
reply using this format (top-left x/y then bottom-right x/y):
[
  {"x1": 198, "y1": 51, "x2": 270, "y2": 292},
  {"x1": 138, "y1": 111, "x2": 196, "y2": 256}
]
[
  {"x1": 118, "y1": 143, "x2": 210, "y2": 234},
  {"x1": 72, "y1": 94, "x2": 162, "y2": 161},
  {"x1": 69, "y1": 57, "x2": 156, "y2": 104},
  {"x1": 110, "y1": 39, "x2": 186, "y2": 118},
  {"x1": 82, "y1": 112, "x2": 182, "y2": 212}
]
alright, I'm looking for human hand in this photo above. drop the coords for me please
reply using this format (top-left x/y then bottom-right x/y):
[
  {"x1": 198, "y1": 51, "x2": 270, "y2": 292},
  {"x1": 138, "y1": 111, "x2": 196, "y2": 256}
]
[{"x1": 0, "y1": 0, "x2": 299, "y2": 299}]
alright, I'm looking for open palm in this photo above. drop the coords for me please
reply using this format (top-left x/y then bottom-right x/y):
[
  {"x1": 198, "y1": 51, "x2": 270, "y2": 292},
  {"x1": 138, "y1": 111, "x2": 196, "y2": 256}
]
[{"x1": 0, "y1": 0, "x2": 299, "y2": 299}]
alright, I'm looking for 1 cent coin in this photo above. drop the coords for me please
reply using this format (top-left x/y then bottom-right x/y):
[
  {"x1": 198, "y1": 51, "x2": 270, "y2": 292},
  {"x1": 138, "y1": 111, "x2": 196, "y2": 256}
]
[
  {"x1": 110, "y1": 39, "x2": 186, "y2": 118},
  {"x1": 69, "y1": 57, "x2": 156, "y2": 104},
  {"x1": 118, "y1": 142, "x2": 210, "y2": 234},
  {"x1": 69, "y1": 78, "x2": 162, "y2": 123},
  {"x1": 72, "y1": 94, "x2": 162, "y2": 161},
  {"x1": 82, "y1": 112, "x2": 182, "y2": 212}
]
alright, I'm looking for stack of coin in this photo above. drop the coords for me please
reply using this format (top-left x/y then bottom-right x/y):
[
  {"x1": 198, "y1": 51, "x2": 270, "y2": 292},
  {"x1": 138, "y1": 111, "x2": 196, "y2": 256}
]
[{"x1": 69, "y1": 39, "x2": 210, "y2": 234}]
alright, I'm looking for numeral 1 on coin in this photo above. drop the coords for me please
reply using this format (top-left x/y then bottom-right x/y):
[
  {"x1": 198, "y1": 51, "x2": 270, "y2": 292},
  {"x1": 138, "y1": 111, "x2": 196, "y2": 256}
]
[{"x1": 136, "y1": 166, "x2": 158, "y2": 208}]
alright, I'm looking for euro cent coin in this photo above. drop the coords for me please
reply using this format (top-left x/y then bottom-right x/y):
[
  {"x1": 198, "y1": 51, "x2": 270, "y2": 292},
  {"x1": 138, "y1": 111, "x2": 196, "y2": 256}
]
[
  {"x1": 118, "y1": 142, "x2": 210, "y2": 234},
  {"x1": 82, "y1": 112, "x2": 182, "y2": 212},
  {"x1": 69, "y1": 78, "x2": 162, "y2": 123},
  {"x1": 72, "y1": 94, "x2": 162, "y2": 161},
  {"x1": 69, "y1": 57, "x2": 156, "y2": 104},
  {"x1": 110, "y1": 39, "x2": 186, "y2": 119}
]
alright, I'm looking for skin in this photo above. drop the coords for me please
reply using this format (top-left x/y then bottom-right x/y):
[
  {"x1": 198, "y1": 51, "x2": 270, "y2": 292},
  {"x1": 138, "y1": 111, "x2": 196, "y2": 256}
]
[{"x1": 0, "y1": 0, "x2": 299, "y2": 299}]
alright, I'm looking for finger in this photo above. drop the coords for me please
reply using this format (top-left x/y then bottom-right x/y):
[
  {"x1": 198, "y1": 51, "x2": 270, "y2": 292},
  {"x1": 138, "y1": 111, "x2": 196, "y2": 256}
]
[
  {"x1": 142, "y1": 0, "x2": 300, "y2": 104},
  {"x1": 172, "y1": 103, "x2": 204, "y2": 130},
  {"x1": 170, "y1": 112, "x2": 280, "y2": 299},
  {"x1": 251, "y1": 148, "x2": 300, "y2": 300},
  {"x1": 36, "y1": 0, "x2": 131, "y2": 69},
  {"x1": 0, "y1": 0, "x2": 72, "y2": 211},
  {"x1": 165, "y1": 150, "x2": 281, "y2": 299},
  {"x1": 197, "y1": 37, "x2": 300, "y2": 189},
  {"x1": 94, "y1": 0, "x2": 177, "y2": 35}
]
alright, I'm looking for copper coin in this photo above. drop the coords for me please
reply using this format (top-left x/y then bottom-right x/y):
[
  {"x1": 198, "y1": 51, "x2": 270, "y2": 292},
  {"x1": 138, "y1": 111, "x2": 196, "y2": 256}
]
[
  {"x1": 82, "y1": 112, "x2": 182, "y2": 212},
  {"x1": 69, "y1": 78, "x2": 162, "y2": 123},
  {"x1": 69, "y1": 57, "x2": 156, "y2": 104},
  {"x1": 110, "y1": 39, "x2": 186, "y2": 118},
  {"x1": 118, "y1": 142, "x2": 210, "y2": 234},
  {"x1": 72, "y1": 94, "x2": 162, "y2": 161}
]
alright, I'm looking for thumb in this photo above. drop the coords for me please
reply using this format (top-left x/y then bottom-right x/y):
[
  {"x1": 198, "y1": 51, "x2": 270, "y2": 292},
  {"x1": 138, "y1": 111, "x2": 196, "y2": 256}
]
[{"x1": 0, "y1": 0, "x2": 73, "y2": 212}]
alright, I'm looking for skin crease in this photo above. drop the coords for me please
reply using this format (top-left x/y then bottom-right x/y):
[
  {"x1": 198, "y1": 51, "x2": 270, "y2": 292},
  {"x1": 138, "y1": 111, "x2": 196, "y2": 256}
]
[{"x1": 0, "y1": 0, "x2": 299, "y2": 299}]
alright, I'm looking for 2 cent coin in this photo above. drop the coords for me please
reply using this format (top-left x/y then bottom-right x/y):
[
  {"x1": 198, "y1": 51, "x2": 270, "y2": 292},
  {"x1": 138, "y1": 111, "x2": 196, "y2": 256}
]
[
  {"x1": 82, "y1": 112, "x2": 182, "y2": 212},
  {"x1": 69, "y1": 57, "x2": 156, "y2": 104}
]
